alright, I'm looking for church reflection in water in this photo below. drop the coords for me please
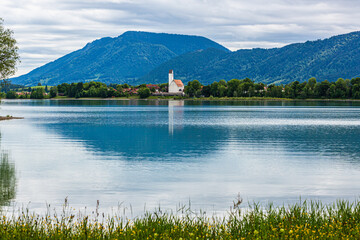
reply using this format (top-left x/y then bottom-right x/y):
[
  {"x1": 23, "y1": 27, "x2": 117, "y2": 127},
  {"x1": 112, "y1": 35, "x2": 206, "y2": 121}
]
[{"x1": 168, "y1": 100, "x2": 184, "y2": 135}]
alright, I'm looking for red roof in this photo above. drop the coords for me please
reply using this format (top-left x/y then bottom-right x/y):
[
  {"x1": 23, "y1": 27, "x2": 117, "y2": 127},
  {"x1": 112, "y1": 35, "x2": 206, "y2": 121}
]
[
  {"x1": 174, "y1": 79, "x2": 184, "y2": 87},
  {"x1": 146, "y1": 84, "x2": 160, "y2": 89}
]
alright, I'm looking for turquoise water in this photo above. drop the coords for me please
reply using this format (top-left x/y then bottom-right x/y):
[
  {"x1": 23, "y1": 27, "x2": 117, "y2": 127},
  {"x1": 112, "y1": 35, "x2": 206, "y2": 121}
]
[{"x1": 1, "y1": 99, "x2": 360, "y2": 214}]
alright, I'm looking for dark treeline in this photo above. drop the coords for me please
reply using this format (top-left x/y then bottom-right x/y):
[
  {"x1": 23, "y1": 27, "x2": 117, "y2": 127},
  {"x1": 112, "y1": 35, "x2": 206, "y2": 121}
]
[
  {"x1": 3, "y1": 77, "x2": 360, "y2": 99},
  {"x1": 54, "y1": 82, "x2": 167, "y2": 98},
  {"x1": 186, "y1": 77, "x2": 360, "y2": 99}
]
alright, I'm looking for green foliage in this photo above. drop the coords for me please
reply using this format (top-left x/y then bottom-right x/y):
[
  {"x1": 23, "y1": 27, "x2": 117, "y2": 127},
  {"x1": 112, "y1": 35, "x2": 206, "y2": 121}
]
[
  {"x1": 30, "y1": 88, "x2": 45, "y2": 99},
  {"x1": 138, "y1": 87, "x2": 151, "y2": 98},
  {"x1": 0, "y1": 200, "x2": 360, "y2": 239},
  {"x1": 0, "y1": 19, "x2": 19, "y2": 81},
  {"x1": 185, "y1": 80, "x2": 202, "y2": 97},
  {"x1": 5, "y1": 91, "x2": 17, "y2": 99},
  {"x1": 49, "y1": 86, "x2": 58, "y2": 98},
  {"x1": 185, "y1": 76, "x2": 360, "y2": 99}
]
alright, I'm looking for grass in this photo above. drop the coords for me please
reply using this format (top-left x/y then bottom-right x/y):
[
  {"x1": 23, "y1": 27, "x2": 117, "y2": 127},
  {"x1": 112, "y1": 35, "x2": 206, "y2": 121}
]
[{"x1": 0, "y1": 198, "x2": 360, "y2": 239}]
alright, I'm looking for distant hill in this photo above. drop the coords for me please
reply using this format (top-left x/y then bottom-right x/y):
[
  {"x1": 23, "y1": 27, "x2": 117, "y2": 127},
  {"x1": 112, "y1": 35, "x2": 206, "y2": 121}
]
[
  {"x1": 140, "y1": 31, "x2": 360, "y2": 85},
  {"x1": 11, "y1": 31, "x2": 360, "y2": 86},
  {"x1": 11, "y1": 31, "x2": 230, "y2": 86}
]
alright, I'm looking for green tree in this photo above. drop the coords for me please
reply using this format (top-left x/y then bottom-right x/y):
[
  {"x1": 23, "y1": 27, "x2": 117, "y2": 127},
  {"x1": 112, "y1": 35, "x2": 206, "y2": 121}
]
[
  {"x1": 201, "y1": 85, "x2": 211, "y2": 97},
  {"x1": 159, "y1": 83, "x2": 168, "y2": 92},
  {"x1": 329, "y1": 84, "x2": 336, "y2": 98},
  {"x1": 191, "y1": 80, "x2": 201, "y2": 91},
  {"x1": 87, "y1": 86, "x2": 98, "y2": 97},
  {"x1": 227, "y1": 79, "x2": 240, "y2": 97},
  {"x1": 5, "y1": 91, "x2": 17, "y2": 99},
  {"x1": 218, "y1": 85, "x2": 226, "y2": 97},
  {"x1": 266, "y1": 84, "x2": 283, "y2": 98},
  {"x1": 210, "y1": 81, "x2": 219, "y2": 97},
  {"x1": 305, "y1": 78, "x2": 317, "y2": 98},
  {"x1": 49, "y1": 86, "x2": 58, "y2": 98},
  {"x1": 219, "y1": 79, "x2": 227, "y2": 87},
  {"x1": 138, "y1": 87, "x2": 151, "y2": 98},
  {"x1": 98, "y1": 86, "x2": 108, "y2": 98},
  {"x1": 185, "y1": 80, "x2": 201, "y2": 97},
  {"x1": 307, "y1": 77, "x2": 317, "y2": 89},
  {"x1": 57, "y1": 83, "x2": 69, "y2": 95},
  {"x1": 351, "y1": 77, "x2": 360, "y2": 86},
  {"x1": 335, "y1": 78, "x2": 347, "y2": 98},
  {"x1": 315, "y1": 80, "x2": 331, "y2": 98},
  {"x1": 352, "y1": 84, "x2": 360, "y2": 99},
  {"x1": 255, "y1": 83, "x2": 266, "y2": 97},
  {"x1": 116, "y1": 84, "x2": 123, "y2": 92},
  {"x1": 30, "y1": 88, "x2": 45, "y2": 99},
  {"x1": 0, "y1": 19, "x2": 20, "y2": 81}
]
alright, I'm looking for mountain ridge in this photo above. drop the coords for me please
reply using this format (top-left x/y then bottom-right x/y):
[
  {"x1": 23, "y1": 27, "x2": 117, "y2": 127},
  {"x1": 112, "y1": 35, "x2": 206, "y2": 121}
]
[
  {"x1": 11, "y1": 30, "x2": 360, "y2": 86},
  {"x1": 11, "y1": 31, "x2": 229, "y2": 86},
  {"x1": 140, "y1": 31, "x2": 360, "y2": 85}
]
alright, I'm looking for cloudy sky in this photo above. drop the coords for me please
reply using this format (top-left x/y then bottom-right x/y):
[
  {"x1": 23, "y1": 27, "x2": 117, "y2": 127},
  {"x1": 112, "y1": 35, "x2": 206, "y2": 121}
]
[{"x1": 1, "y1": 0, "x2": 360, "y2": 77}]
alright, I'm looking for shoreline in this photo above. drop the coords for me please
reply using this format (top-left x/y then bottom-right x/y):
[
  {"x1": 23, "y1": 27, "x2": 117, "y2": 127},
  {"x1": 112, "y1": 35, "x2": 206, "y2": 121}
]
[
  {"x1": 3, "y1": 97, "x2": 360, "y2": 102},
  {"x1": 0, "y1": 116, "x2": 24, "y2": 121}
]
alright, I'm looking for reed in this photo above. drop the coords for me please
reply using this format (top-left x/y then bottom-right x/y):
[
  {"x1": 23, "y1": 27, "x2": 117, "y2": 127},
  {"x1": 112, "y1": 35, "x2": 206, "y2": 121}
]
[{"x1": 0, "y1": 198, "x2": 359, "y2": 239}]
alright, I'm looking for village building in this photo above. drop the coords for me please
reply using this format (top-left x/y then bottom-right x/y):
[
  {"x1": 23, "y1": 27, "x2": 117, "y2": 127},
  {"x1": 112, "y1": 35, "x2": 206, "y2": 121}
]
[{"x1": 168, "y1": 70, "x2": 184, "y2": 93}]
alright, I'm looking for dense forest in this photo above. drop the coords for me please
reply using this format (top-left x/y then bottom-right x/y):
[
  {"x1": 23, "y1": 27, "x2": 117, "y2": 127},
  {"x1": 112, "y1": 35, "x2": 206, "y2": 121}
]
[
  {"x1": 185, "y1": 77, "x2": 360, "y2": 99},
  {"x1": 3, "y1": 77, "x2": 360, "y2": 100}
]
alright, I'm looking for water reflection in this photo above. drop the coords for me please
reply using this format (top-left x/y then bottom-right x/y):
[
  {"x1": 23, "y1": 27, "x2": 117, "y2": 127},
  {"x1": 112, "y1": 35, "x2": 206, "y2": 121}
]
[
  {"x1": 168, "y1": 100, "x2": 184, "y2": 135},
  {"x1": 0, "y1": 100, "x2": 360, "y2": 213},
  {"x1": 0, "y1": 151, "x2": 16, "y2": 207}
]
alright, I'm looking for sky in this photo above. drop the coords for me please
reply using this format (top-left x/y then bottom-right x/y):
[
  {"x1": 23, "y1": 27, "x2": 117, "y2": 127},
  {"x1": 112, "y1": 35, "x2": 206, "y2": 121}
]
[{"x1": 1, "y1": 0, "x2": 360, "y2": 77}]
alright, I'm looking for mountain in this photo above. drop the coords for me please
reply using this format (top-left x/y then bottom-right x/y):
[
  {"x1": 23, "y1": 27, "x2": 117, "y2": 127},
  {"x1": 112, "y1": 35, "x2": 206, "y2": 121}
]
[
  {"x1": 11, "y1": 31, "x2": 360, "y2": 86},
  {"x1": 140, "y1": 31, "x2": 360, "y2": 85},
  {"x1": 11, "y1": 31, "x2": 230, "y2": 86}
]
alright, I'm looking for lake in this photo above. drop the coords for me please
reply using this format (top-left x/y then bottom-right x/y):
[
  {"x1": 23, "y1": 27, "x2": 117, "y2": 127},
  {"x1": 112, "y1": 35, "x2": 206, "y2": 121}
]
[{"x1": 1, "y1": 99, "x2": 360, "y2": 215}]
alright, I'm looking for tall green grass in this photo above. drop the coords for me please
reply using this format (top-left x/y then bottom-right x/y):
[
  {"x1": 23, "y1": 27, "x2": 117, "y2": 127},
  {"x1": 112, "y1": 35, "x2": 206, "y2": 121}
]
[{"x1": 0, "y1": 197, "x2": 360, "y2": 239}]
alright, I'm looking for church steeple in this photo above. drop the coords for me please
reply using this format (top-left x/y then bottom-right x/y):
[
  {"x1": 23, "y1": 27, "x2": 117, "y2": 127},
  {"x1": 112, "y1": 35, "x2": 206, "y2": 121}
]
[{"x1": 169, "y1": 70, "x2": 174, "y2": 85}]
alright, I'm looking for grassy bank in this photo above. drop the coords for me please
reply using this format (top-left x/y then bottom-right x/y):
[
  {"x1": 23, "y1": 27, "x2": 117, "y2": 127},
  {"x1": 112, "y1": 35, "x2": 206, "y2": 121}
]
[{"x1": 0, "y1": 199, "x2": 360, "y2": 239}]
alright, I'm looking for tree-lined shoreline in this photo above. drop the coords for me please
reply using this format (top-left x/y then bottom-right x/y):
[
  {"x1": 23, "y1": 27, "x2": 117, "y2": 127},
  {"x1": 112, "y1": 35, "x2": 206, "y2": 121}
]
[{"x1": 2, "y1": 76, "x2": 360, "y2": 101}]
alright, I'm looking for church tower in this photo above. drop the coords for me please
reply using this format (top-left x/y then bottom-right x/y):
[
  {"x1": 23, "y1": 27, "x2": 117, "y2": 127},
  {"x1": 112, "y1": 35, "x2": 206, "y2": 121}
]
[{"x1": 169, "y1": 70, "x2": 174, "y2": 85}]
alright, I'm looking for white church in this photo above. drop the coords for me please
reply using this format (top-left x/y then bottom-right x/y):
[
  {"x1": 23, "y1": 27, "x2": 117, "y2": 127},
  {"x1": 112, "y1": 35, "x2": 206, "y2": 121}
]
[{"x1": 168, "y1": 70, "x2": 184, "y2": 93}]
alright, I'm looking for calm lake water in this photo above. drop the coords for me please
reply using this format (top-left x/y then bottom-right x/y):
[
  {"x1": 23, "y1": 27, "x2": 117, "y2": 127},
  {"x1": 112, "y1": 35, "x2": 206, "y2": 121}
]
[{"x1": 1, "y1": 99, "x2": 360, "y2": 215}]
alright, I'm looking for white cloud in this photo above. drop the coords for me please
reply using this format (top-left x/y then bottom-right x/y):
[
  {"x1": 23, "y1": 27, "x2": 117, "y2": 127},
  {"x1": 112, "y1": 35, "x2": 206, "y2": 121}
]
[{"x1": 1, "y1": 0, "x2": 360, "y2": 77}]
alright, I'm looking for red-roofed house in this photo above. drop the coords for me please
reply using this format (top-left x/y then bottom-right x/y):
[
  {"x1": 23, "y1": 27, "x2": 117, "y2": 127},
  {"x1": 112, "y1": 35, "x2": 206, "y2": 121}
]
[{"x1": 168, "y1": 70, "x2": 184, "y2": 93}]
